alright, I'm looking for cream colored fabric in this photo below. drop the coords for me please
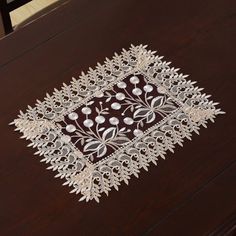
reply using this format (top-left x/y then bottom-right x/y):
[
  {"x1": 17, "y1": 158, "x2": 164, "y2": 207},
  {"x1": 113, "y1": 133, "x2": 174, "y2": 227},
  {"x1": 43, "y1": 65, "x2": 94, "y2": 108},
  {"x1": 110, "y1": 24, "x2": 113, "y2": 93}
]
[{"x1": 10, "y1": 0, "x2": 59, "y2": 26}]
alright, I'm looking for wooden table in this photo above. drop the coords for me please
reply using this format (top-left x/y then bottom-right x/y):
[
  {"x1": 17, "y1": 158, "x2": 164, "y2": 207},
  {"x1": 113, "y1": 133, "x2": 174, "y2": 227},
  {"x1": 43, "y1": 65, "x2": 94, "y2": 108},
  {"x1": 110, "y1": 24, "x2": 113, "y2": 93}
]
[{"x1": 0, "y1": 0, "x2": 235, "y2": 235}]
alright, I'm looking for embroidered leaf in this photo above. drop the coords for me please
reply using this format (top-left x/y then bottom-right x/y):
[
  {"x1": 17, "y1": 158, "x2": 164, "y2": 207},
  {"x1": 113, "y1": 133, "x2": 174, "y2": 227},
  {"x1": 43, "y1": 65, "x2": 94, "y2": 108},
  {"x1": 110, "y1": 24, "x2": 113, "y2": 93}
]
[
  {"x1": 98, "y1": 127, "x2": 105, "y2": 132},
  {"x1": 151, "y1": 96, "x2": 164, "y2": 108},
  {"x1": 140, "y1": 120, "x2": 144, "y2": 127},
  {"x1": 146, "y1": 112, "x2": 156, "y2": 123},
  {"x1": 102, "y1": 111, "x2": 109, "y2": 115},
  {"x1": 160, "y1": 105, "x2": 177, "y2": 113},
  {"x1": 81, "y1": 138, "x2": 85, "y2": 145},
  {"x1": 95, "y1": 107, "x2": 100, "y2": 113},
  {"x1": 102, "y1": 127, "x2": 116, "y2": 141},
  {"x1": 147, "y1": 96, "x2": 153, "y2": 100},
  {"x1": 85, "y1": 138, "x2": 93, "y2": 142},
  {"x1": 87, "y1": 131, "x2": 94, "y2": 135},
  {"x1": 97, "y1": 145, "x2": 107, "y2": 157},
  {"x1": 120, "y1": 127, "x2": 126, "y2": 132},
  {"x1": 75, "y1": 131, "x2": 83, "y2": 137},
  {"x1": 84, "y1": 141, "x2": 101, "y2": 152},
  {"x1": 87, "y1": 101, "x2": 94, "y2": 105},
  {"x1": 125, "y1": 100, "x2": 132, "y2": 104},
  {"x1": 133, "y1": 108, "x2": 150, "y2": 118},
  {"x1": 105, "y1": 91, "x2": 111, "y2": 96},
  {"x1": 112, "y1": 137, "x2": 130, "y2": 145}
]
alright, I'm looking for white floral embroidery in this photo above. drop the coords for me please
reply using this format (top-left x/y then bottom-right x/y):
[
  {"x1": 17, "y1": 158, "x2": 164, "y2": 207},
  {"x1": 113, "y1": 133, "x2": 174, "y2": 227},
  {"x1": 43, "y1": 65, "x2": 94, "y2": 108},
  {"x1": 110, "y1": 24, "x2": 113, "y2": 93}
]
[
  {"x1": 61, "y1": 100, "x2": 131, "y2": 160},
  {"x1": 59, "y1": 76, "x2": 177, "y2": 161},
  {"x1": 83, "y1": 127, "x2": 130, "y2": 158}
]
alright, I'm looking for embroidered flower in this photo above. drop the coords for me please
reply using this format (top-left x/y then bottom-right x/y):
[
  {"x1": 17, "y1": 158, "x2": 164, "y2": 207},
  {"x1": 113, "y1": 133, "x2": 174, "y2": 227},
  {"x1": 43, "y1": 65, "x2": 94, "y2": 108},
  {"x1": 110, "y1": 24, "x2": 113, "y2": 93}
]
[
  {"x1": 83, "y1": 127, "x2": 130, "y2": 158},
  {"x1": 133, "y1": 95, "x2": 177, "y2": 123}
]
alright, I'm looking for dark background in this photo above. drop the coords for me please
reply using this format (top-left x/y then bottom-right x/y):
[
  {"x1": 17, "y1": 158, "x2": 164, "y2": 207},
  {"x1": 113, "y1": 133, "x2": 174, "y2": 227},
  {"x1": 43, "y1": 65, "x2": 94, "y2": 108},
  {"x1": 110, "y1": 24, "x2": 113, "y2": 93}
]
[{"x1": 0, "y1": 0, "x2": 235, "y2": 235}]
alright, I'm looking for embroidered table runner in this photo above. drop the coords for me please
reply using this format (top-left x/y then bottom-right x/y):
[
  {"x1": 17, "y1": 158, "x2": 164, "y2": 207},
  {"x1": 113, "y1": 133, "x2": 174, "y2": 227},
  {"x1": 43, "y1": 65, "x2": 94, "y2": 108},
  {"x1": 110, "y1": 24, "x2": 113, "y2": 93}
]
[{"x1": 11, "y1": 45, "x2": 224, "y2": 202}]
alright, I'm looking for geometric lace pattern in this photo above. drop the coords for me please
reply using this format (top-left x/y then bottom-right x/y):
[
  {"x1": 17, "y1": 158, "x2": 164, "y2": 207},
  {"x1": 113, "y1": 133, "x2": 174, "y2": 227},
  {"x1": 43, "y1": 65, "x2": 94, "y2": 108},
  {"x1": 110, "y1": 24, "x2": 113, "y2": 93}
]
[{"x1": 11, "y1": 44, "x2": 225, "y2": 202}]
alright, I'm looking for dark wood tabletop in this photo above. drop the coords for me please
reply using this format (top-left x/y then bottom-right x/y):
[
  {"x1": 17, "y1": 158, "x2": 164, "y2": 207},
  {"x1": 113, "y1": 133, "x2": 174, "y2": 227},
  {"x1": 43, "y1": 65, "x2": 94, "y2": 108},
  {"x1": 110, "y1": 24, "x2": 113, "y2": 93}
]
[{"x1": 0, "y1": 0, "x2": 235, "y2": 235}]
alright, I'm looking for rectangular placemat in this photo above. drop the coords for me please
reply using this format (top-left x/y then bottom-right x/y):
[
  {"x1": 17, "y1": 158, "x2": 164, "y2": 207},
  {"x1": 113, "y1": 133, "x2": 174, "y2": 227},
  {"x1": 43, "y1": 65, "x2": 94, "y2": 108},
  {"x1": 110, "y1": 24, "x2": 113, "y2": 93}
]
[{"x1": 11, "y1": 44, "x2": 224, "y2": 202}]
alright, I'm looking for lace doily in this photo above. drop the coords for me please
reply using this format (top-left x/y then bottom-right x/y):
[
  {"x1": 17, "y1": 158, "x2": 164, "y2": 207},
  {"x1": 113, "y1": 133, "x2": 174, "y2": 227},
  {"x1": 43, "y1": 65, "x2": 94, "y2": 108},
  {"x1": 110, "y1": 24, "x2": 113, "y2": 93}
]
[{"x1": 11, "y1": 44, "x2": 224, "y2": 202}]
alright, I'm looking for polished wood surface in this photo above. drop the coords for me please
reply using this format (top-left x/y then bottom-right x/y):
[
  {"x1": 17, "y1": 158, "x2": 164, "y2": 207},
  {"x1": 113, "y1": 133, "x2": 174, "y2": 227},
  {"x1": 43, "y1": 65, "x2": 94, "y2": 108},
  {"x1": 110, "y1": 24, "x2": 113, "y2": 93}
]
[{"x1": 0, "y1": 0, "x2": 235, "y2": 235}]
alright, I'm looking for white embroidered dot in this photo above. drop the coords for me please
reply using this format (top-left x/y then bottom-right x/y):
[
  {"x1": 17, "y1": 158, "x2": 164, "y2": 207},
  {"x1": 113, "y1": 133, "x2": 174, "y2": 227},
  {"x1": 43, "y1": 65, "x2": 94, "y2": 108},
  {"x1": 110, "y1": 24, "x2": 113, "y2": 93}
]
[
  {"x1": 123, "y1": 117, "x2": 134, "y2": 125},
  {"x1": 82, "y1": 107, "x2": 92, "y2": 115},
  {"x1": 109, "y1": 117, "x2": 119, "y2": 125},
  {"x1": 157, "y1": 86, "x2": 166, "y2": 94},
  {"x1": 117, "y1": 81, "x2": 127, "y2": 89},
  {"x1": 66, "y1": 124, "x2": 76, "y2": 133},
  {"x1": 130, "y1": 76, "x2": 140, "y2": 84},
  {"x1": 111, "y1": 102, "x2": 121, "y2": 110},
  {"x1": 132, "y1": 88, "x2": 142, "y2": 96},
  {"x1": 61, "y1": 135, "x2": 71, "y2": 143},
  {"x1": 95, "y1": 115, "x2": 105, "y2": 124},
  {"x1": 115, "y1": 92, "x2": 125, "y2": 100},
  {"x1": 83, "y1": 119, "x2": 94, "y2": 127},
  {"x1": 133, "y1": 129, "x2": 143, "y2": 137},
  {"x1": 95, "y1": 91, "x2": 104, "y2": 98},
  {"x1": 144, "y1": 84, "x2": 153, "y2": 92},
  {"x1": 68, "y1": 112, "x2": 78, "y2": 120}
]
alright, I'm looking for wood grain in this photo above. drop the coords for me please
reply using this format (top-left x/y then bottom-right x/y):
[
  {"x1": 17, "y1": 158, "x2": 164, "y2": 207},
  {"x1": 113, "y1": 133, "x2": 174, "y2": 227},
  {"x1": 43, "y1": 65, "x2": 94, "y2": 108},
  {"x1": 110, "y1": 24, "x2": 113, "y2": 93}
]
[{"x1": 0, "y1": 0, "x2": 235, "y2": 235}]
